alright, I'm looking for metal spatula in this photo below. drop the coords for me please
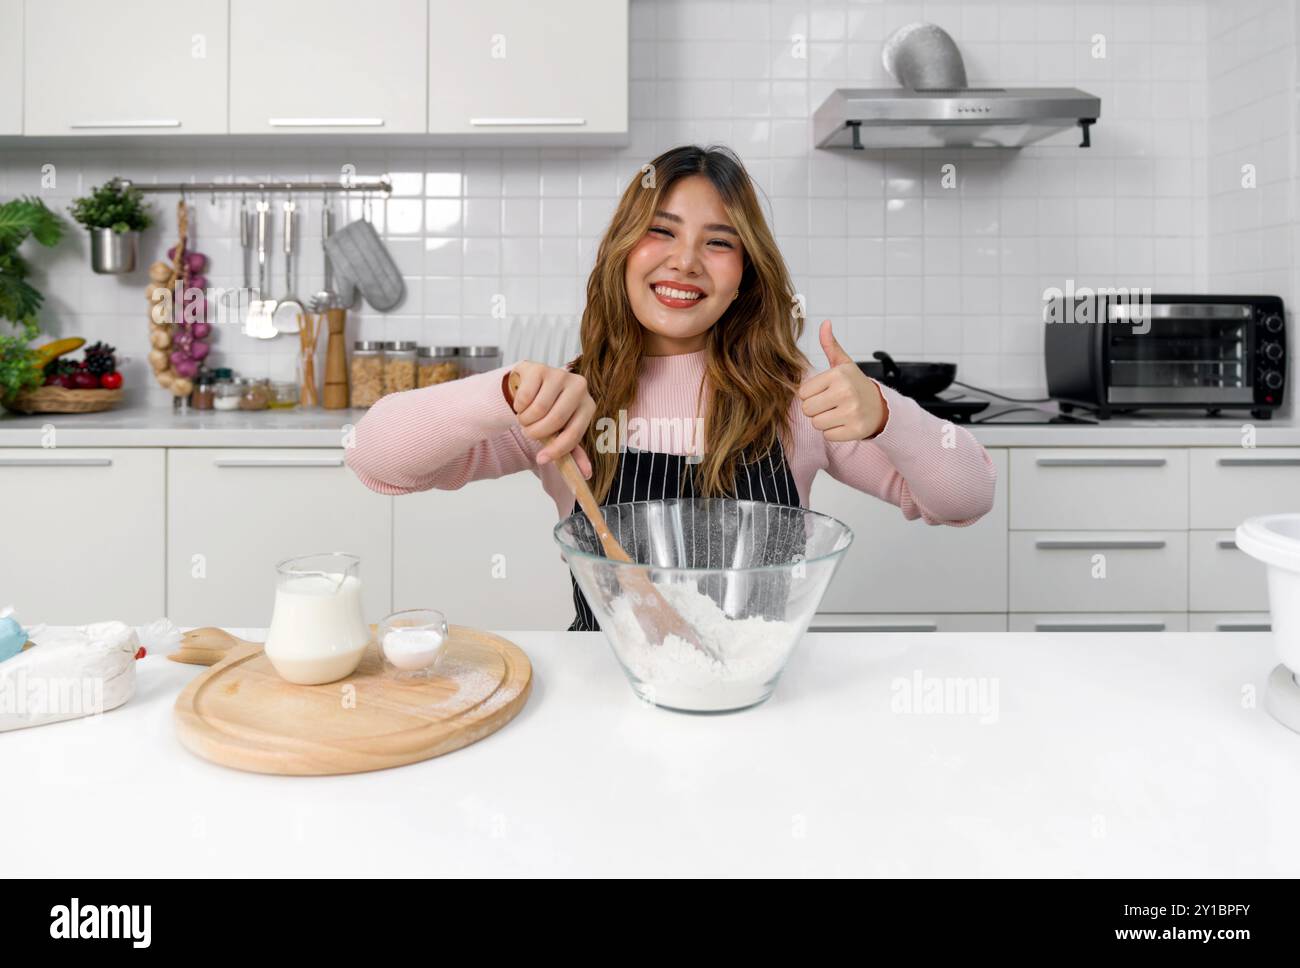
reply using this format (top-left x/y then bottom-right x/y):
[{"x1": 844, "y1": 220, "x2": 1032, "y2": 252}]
[
  {"x1": 273, "y1": 198, "x2": 305, "y2": 335},
  {"x1": 244, "y1": 200, "x2": 278, "y2": 339}
]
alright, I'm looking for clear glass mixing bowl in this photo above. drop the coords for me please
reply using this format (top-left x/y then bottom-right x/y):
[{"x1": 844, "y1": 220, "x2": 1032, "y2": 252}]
[{"x1": 554, "y1": 499, "x2": 853, "y2": 713}]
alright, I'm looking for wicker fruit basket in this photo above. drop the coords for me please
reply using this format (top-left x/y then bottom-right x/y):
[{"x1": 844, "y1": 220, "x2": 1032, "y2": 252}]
[{"x1": 1, "y1": 385, "x2": 125, "y2": 415}]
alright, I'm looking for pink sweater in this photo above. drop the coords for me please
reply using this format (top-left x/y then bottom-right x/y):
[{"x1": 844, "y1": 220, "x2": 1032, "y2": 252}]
[{"x1": 345, "y1": 350, "x2": 996, "y2": 527}]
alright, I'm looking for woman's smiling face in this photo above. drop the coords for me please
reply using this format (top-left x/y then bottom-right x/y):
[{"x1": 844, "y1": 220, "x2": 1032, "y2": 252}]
[{"x1": 624, "y1": 174, "x2": 746, "y2": 355}]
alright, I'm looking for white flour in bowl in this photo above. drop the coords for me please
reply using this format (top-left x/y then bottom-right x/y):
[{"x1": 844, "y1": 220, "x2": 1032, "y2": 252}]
[{"x1": 604, "y1": 580, "x2": 797, "y2": 711}]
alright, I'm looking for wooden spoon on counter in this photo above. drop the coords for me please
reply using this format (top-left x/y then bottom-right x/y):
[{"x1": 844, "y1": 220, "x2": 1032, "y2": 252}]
[{"x1": 502, "y1": 370, "x2": 719, "y2": 662}]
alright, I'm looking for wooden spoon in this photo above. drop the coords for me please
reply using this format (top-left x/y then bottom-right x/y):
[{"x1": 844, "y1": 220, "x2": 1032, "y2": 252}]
[{"x1": 502, "y1": 371, "x2": 719, "y2": 662}]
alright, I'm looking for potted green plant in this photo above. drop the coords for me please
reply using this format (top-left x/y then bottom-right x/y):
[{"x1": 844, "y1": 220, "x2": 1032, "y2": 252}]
[
  {"x1": 68, "y1": 179, "x2": 152, "y2": 274},
  {"x1": 0, "y1": 196, "x2": 65, "y2": 406}
]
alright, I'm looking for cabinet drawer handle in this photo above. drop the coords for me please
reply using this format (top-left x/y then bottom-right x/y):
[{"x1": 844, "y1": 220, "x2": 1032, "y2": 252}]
[
  {"x1": 1217, "y1": 539, "x2": 1239, "y2": 550},
  {"x1": 268, "y1": 118, "x2": 385, "y2": 127},
  {"x1": 69, "y1": 120, "x2": 181, "y2": 129},
  {"x1": 0, "y1": 457, "x2": 113, "y2": 467},
  {"x1": 1215, "y1": 621, "x2": 1271, "y2": 632},
  {"x1": 1035, "y1": 539, "x2": 1166, "y2": 550},
  {"x1": 1217, "y1": 457, "x2": 1300, "y2": 467},
  {"x1": 213, "y1": 458, "x2": 344, "y2": 468},
  {"x1": 809, "y1": 622, "x2": 938, "y2": 633},
  {"x1": 469, "y1": 117, "x2": 587, "y2": 126},
  {"x1": 1035, "y1": 457, "x2": 1167, "y2": 467},
  {"x1": 1035, "y1": 621, "x2": 1166, "y2": 632}
]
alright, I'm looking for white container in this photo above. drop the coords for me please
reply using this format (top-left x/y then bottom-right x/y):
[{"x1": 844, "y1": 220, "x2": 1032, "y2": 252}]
[
  {"x1": 264, "y1": 552, "x2": 371, "y2": 685},
  {"x1": 1236, "y1": 514, "x2": 1300, "y2": 672}
]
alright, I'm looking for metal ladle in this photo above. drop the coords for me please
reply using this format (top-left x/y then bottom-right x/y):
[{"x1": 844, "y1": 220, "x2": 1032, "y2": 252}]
[
  {"x1": 311, "y1": 204, "x2": 338, "y2": 313},
  {"x1": 273, "y1": 196, "x2": 305, "y2": 335}
]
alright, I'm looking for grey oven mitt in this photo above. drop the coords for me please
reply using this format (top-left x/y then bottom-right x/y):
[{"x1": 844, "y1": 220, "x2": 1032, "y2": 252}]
[{"x1": 324, "y1": 218, "x2": 405, "y2": 312}]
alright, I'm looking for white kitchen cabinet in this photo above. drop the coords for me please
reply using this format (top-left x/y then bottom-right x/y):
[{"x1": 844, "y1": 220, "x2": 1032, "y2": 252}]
[
  {"x1": 1188, "y1": 530, "x2": 1268, "y2": 613},
  {"x1": 810, "y1": 613, "x2": 1008, "y2": 632},
  {"x1": 229, "y1": 0, "x2": 427, "y2": 134},
  {"x1": 1009, "y1": 449, "x2": 1189, "y2": 531},
  {"x1": 428, "y1": 0, "x2": 628, "y2": 140},
  {"x1": 0, "y1": 0, "x2": 22, "y2": 134},
  {"x1": 0, "y1": 448, "x2": 164, "y2": 624},
  {"x1": 394, "y1": 471, "x2": 573, "y2": 631},
  {"x1": 166, "y1": 450, "x2": 392, "y2": 628},
  {"x1": 1009, "y1": 613, "x2": 1188, "y2": 633},
  {"x1": 1009, "y1": 531, "x2": 1188, "y2": 612},
  {"x1": 23, "y1": 0, "x2": 228, "y2": 136},
  {"x1": 810, "y1": 449, "x2": 1008, "y2": 613},
  {"x1": 1189, "y1": 448, "x2": 1300, "y2": 529}
]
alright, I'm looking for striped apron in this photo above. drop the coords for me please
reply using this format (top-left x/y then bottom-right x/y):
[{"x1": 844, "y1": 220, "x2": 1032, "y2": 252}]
[{"x1": 567, "y1": 440, "x2": 801, "y2": 631}]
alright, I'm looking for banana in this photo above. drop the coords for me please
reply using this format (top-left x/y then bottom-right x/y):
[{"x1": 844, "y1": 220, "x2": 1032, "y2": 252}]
[{"x1": 33, "y1": 337, "x2": 86, "y2": 370}]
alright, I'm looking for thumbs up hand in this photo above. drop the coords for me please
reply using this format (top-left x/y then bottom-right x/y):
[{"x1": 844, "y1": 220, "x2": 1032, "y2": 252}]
[{"x1": 798, "y1": 320, "x2": 889, "y2": 441}]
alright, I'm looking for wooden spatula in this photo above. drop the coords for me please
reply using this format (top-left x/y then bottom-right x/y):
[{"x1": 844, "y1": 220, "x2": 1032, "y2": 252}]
[{"x1": 502, "y1": 371, "x2": 719, "y2": 662}]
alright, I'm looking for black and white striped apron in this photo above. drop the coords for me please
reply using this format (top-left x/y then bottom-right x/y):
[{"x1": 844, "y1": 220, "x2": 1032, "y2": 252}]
[{"x1": 567, "y1": 439, "x2": 801, "y2": 631}]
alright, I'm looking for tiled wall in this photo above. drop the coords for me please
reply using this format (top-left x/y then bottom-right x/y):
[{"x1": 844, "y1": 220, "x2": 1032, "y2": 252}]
[
  {"x1": 0, "y1": 0, "x2": 1221, "y2": 406},
  {"x1": 1207, "y1": 0, "x2": 1294, "y2": 296}
]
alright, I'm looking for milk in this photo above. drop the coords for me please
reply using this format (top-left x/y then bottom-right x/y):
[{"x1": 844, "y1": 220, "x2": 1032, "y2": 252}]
[{"x1": 264, "y1": 572, "x2": 371, "y2": 684}]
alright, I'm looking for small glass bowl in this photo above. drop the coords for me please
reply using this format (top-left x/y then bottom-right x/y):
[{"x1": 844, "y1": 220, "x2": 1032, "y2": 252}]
[{"x1": 378, "y1": 608, "x2": 449, "y2": 679}]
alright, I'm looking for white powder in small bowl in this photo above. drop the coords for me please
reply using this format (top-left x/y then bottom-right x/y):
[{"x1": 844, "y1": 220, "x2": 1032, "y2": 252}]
[
  {"x1": 604, "y1": 580, "x2": 797, "y2": 712},
  {"x1": 382, "y1": 627, "x2": 447, "y2": 672}
]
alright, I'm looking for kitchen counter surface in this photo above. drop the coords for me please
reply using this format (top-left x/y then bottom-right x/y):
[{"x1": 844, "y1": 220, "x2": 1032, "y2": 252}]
[
  {"x1": 2, "y1": 403, "x2": 1299, "y2": 448},
  {"x1": 7, "y1": 628, "x2": 1298, "y2": 877}
]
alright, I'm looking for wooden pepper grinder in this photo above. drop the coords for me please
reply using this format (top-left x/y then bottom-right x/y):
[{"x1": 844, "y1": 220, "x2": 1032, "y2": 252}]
[{"x1": 322, "y1": 307, "x2": 349, "y2": 408}]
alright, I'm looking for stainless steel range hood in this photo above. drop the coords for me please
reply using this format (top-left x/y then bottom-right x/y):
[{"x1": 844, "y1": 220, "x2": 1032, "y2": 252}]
[
  {"x1": 814, "y1": 24, "x2": 1099, "y2": 150},
  {"x1": 813, "y1": 87, "x2": 1101, "y2": 150}
]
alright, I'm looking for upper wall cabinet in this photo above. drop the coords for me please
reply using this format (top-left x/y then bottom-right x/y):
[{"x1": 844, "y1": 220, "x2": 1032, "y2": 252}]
[
  {"x1": 230, "y1": 0, "x2": 428, "y2": 134},
  {"x1": 428, "y1": 0, "x2": 627, "y2": 142},
  {"x1": 0, "y1": 0, "x2": 21, "y2": 134},
  {"x1": 23, "y1": 0, "x2": 228, "y2": 136}
]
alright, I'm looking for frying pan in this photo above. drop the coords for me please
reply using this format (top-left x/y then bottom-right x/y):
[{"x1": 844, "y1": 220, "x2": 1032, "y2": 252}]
[{"x1": 856, "y1": 350, "x2": 956, "y2": 399}]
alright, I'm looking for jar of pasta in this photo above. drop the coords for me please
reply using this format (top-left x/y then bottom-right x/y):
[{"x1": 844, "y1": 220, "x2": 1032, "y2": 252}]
[
  {"x1": 459, "y1": 345, "x2": 501, "y2": 376},
  {"x1": 417, "y1": 346, "x2": 461, "y2": 387},
  {"x1": 349, "y1": 341, "x2": 385, "y2": 408},
  {"x1": 384, "y1": 341, "x2": 418, "y2": 396}
]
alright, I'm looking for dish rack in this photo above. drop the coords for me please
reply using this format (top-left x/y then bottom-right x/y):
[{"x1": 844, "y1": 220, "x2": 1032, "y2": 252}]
[{"x1": 502, "y1": 315, "x2": 581, "y2": 369}]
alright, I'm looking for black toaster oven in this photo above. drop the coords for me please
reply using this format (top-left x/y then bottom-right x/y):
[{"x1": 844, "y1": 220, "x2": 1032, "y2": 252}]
[{"x1": 1045, "y1": 293, "x2": 1286, "y2": 419}]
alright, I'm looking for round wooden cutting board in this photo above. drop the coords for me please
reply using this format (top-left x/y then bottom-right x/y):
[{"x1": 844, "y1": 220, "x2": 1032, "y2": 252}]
[{"x1": 172, "y1": 625, "x2": 532, "y2": 776}]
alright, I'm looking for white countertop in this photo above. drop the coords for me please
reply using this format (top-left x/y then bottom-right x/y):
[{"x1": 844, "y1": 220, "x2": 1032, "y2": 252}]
[
  {"x1": 2, "y1": 403, "x2": 1298, "y2": 448},
  {"x1": 6, "y1": 628, "x2": 1298, "y2": 877}
]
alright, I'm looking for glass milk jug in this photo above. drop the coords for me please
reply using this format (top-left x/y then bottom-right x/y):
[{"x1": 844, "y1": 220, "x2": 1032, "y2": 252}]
[{"x1": 264, "y1": 552, "x2": 371, "y2": 685}]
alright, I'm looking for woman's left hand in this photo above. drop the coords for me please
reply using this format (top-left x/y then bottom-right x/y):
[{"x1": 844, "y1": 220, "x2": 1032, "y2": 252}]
[{"x1": 799, "y1": 320, "x2": 889, "y2": 441}]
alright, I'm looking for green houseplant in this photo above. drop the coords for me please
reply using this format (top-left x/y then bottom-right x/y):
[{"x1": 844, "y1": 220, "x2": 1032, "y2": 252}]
[
  {"x1": 69, "y1": 179, "x2": 152, "y2": 274},
  {"x1": 0, "y1": 196, "x2": 66, "y2": 402}
]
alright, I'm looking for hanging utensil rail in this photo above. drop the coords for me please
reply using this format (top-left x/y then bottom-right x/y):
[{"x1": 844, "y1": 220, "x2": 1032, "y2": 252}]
[{"x1": 114, "y1": 177, "x2": 393, "y2": 196}]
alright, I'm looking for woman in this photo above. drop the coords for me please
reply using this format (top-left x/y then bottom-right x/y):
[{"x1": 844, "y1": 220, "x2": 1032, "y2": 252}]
[{"x1": 345, "y1": 145, "x2": 996, "y2": 630}]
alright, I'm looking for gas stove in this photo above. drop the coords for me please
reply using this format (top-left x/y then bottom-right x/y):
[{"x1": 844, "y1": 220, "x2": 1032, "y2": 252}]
[{"x1": 917, "y1": 395, "x2": 1100, "y2": 425}]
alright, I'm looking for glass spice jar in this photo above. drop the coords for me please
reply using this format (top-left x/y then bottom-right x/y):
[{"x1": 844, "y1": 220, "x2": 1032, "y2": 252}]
[
  {"x1": 269, "y1": 380, "x2": 299, "y2": 409},
  {"x1": 417, "y1": 346, "x2": 461, "y2": 387},
  {"x1": 239, "y1": 377, "x2": 271, "y2": 411},
  {"x1": 213, "y1": 377, "x2": 243, "y2": 411},
  {"x1": 191, "y1": 370, "x2": 216, "y2": 410},
  {"x1": 383, "y1": 341, "x2": 418, "y2": 396},
  {"x1": 458, "y1": 345, "x2": 501, "y2": 376},
  {"x1": 349, "y1": 341, "x2": 385, "y2": 408}
]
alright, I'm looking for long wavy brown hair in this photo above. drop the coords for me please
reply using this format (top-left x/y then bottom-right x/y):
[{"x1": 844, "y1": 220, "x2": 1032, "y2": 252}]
[{"x1": 570, "y1": 145, "x2": 808, "y2": 502}]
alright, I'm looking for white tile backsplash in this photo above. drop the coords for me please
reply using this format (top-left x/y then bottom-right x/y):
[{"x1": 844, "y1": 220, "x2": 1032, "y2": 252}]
[{"x1": 10, "y1": 0, "x2": 1293, "y2": 405}]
